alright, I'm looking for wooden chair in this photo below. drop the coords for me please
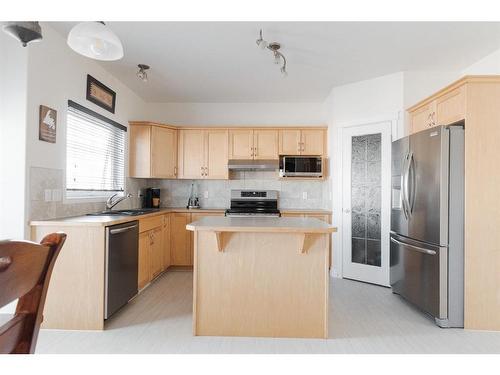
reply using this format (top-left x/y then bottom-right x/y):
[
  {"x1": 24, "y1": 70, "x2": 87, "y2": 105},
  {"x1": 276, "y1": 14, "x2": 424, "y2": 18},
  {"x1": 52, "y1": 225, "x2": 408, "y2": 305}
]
[{"x1": 0, "y1": 232, "x2": 66, "y2": 354}]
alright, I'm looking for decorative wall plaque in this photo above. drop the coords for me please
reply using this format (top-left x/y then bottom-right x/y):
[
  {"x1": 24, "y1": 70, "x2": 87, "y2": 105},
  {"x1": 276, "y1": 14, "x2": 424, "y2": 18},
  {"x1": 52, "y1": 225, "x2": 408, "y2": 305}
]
[
  {"x1": 86, "y1": 74, "x2": 116, "y2": 113},
  {"x1": 39, "y1": 105, "x2": 57, "y2": 143}
]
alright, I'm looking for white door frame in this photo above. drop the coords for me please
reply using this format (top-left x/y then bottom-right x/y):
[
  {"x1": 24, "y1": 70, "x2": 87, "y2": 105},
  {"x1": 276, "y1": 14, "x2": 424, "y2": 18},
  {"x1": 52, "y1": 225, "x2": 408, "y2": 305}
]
[{"x1": 341, "y1": 121, "x2": 392, "y2": 286}]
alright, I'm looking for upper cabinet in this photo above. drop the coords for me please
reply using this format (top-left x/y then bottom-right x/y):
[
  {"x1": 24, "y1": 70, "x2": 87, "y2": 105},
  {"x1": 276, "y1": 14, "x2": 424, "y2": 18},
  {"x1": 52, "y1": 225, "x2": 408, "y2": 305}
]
[
  {"x1": 129, "y1": 123, "x2": 327, "y2": 180},
  {"x1": 279, "y1": 129, "x2": 326, "y2": 156},
  {"x1": 229, "y1": 129, "x2": 279, "y2": 160},
  {"x1": 253, "y1": 130, "x2": 279, "y2": 159},
  {"x1": 129, "y1": 122, "x2": 177, "y2": 178},
  {"x1": 408, "y1": 83, "x2": 466, "y2": 134},
  {"x1": 178, "y1": 129, "x2": 229, "y2": 179}
]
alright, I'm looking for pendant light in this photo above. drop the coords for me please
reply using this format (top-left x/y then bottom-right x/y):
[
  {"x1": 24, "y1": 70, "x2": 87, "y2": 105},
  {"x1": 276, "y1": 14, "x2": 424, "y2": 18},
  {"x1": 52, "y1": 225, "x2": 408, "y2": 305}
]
[{"x1": 67, "y1": 21, "x2": 123, "y2": 61}]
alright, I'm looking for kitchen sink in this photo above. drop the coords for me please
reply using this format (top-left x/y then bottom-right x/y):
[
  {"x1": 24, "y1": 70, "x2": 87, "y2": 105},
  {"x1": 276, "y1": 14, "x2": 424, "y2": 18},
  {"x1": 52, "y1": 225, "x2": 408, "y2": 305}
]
[{"x1": 86, "y1": 208, "x2": 160, "y2": 216}]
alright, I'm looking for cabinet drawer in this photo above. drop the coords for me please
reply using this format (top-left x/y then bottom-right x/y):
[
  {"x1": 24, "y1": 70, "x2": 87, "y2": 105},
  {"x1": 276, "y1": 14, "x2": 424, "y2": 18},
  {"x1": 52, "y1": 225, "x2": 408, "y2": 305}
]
[{"x1": 139, "y1": 216, "x2": 163, "y2": 233}]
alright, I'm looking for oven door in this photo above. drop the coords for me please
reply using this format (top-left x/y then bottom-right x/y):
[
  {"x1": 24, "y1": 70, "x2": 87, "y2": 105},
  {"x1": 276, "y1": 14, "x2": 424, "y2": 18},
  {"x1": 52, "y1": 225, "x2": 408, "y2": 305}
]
[{"x1": 282, "y1": 156, "x2": 322, "y2": 177}]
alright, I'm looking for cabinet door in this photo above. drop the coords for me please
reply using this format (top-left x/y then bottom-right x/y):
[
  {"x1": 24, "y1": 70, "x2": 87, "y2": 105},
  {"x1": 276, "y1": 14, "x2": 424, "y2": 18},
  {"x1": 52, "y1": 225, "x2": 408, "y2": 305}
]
[
  {"x1": 138, "y1": 231, "x2": 151, "y2": 290},
  {"x1": 151, "y1": 126, "x2": 177, "y2": 178},
  {"x1": 162, "y1": 215, "x2": 171, "y2": 270},
  {"x1": 178, "y1": 129, "x2": 205, "y2": 178},
  {"x1": 129, "y1": 125, "x2": 151, "y2": 178},
  {"x1": 170, "y1": 213, "x2": 192, "y2": 266},
  {"x1": 228, "y1": 129, "x2": 254, "y2": 159},
  {"x1": 301, "y1": 129, "x2": 325, "y2": 156},
  {"x1": 253, "y1": 129, "x2": 278, "y2": 160},
  {"x1": 435, "y1": 86, "x2": 466, "y2": 126},
  {"x1": 410, "y1": 103, "x2": 434, "y2": 134},
  {"x1": 205, "y1": 130, "x2": 228, "y2": 179},
  {"x1": 279, "y1": 129, "x2": 302, "y2": 155},
  {"x1": 150, "y1": 227, "x2": 163, "y2": 279}
]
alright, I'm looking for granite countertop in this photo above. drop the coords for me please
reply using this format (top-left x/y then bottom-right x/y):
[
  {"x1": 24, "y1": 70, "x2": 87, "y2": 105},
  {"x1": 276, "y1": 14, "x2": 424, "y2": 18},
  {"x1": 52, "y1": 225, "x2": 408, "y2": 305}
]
[
  {"x1": 30, "y1": 207, "x2": 332, "y2": 227},
  {"x1": 186, "y1": 216, "x2": 336, "y2": 233}
]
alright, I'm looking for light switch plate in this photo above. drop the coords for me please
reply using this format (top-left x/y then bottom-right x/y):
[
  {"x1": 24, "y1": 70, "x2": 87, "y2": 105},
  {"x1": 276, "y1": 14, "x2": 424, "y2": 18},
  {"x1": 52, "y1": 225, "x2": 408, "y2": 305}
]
[
  {"x1": 52, "y1": 189, "x2": 62, "y2": 201},
  {"x1": 44, "y1": 189, "x2": 52, "y2": 202},
  {"x1": 302, "y1": 191, "x2": 308, "y2": 199},
  {"x1": 204, "y1": 191, "x2": 209, "y2": 199}
]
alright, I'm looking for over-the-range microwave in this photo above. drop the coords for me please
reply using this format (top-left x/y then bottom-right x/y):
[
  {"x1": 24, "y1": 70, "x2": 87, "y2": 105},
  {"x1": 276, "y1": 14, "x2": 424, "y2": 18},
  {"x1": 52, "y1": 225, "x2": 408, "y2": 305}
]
[{"x1": 279, "y1": 156, "x2": 323, "y2": 177}]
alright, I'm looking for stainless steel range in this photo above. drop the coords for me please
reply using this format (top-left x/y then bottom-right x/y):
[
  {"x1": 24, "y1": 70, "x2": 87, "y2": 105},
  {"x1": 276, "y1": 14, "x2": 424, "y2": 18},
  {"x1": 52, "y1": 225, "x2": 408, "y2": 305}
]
[{"x1": 225, "y1": 190, "x2": 280, "y2": 217}]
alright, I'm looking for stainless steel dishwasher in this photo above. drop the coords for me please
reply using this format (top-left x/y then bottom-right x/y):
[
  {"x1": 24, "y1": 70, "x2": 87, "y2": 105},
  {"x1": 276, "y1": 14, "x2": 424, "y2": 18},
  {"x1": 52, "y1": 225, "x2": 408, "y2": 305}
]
[{"x1": 105, "y1": 221, "x2": 139, "y2": 319}]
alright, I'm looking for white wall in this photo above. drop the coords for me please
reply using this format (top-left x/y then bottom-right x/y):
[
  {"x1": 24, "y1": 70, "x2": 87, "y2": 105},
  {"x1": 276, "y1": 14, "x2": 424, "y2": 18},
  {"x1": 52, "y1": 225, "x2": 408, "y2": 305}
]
[
  {"x1": 23, "y1": 23, "x2": 148, "y2": 231},
  {"x1": 323, "y1": 72, "x2": 405, "y2": 278},
  {"x1": 145, "y1": 102, "x2": 325, "y2": 126},
  {"x1": 462, "y1": 47, "x2": 500, "y2": 74},
  {"x1": 0, "y1": 32, "x2": 28, "y2": 240}
]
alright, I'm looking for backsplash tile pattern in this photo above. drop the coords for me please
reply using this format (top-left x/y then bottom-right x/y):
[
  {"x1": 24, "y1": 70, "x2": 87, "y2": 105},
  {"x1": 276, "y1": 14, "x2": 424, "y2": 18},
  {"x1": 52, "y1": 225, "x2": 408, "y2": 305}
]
[{"x1": 29, "y1": 167, "x2": 331, "y2": 222}]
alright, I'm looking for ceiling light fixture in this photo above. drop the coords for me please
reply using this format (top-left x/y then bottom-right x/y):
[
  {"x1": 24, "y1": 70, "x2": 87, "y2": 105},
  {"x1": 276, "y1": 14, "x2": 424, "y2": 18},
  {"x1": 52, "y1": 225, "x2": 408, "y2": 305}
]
[
  {"x1": 2, "y1": 22, "x2": 43, "y2": 47},
  {"x1": 67, "y1": 21, "x2": 123, "y2": 61},
  {"x1": 136, "y1": 64, "x2": 150, "y2": 82},
  {"x1": 256, "y1": 29, "x2": 287, "y2": 77}
]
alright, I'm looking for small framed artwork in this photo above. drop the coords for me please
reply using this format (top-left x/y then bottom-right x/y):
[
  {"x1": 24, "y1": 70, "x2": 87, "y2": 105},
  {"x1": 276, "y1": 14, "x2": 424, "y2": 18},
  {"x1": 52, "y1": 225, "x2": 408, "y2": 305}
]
[
  {"x1": 39, "y1": 105, "x2": 57, "y2": 143},
  {"x1": 86, "y1": 74, "x2": 116, "y2": 113}
]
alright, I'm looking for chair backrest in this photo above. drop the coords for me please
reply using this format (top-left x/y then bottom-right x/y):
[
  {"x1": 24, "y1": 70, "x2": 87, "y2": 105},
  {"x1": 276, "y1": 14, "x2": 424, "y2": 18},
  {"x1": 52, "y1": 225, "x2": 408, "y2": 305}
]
[{"x1": 0, "y1": 232, "x2": 66, "y2": 354}]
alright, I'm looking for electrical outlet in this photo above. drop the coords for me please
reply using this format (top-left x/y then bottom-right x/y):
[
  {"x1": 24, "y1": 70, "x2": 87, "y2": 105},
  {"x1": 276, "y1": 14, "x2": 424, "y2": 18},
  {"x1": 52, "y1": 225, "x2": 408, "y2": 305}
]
[
  {"x1": 52, "y1": 189, "x2": 62, "y2": 201},
  {"x1": 44, "y1": 189, "x2": 52, "y2": 202},
  {"x1": 302, "y1": 191, "x2": 308, "y2": 200},
  {"x1": 204, "y1": 191, "x2": 209, "y2": 199}
]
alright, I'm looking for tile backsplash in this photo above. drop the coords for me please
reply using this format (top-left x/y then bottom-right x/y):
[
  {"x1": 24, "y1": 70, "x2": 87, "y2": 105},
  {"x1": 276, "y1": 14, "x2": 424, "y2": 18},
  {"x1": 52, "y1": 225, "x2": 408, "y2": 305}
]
[
  {"x1": 29, "y1": 168, "x2": 331, "y2": 221},
  {"x1": 147, "y1": 171, "x2": 331, "y2": 210}
]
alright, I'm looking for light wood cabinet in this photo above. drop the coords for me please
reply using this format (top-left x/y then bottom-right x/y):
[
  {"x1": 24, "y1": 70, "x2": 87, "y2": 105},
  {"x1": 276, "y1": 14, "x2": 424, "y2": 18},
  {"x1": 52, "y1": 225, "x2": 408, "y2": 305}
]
[
  {"x1": 434, "y1": 86, "x2": 466, "y2": 126},
  {"x1": 170, "y1": 212, "x2": 192, "y2": 266},
  {"x1": 129, "y1": 122, "x2": 177, "y2": 178},
  {"x1": 229, "y1": 129, "x2": 279, "y2": 160},
  {"x1": 162, "y1": 215, "x2": 171, "y2": 270},
  {"x1": 229, "y1": 129, "x2": 254, "y2": 159},
  {"x1": 253, "y1": 130, "x2": 279, "y2": 159},
  {"x1": 150, "y1": 227, "x2": 163, "y2": 279},
  {"x1": 279, "y1": 129, "x2": 325, "y2": 156},
  {"x1": 178, "y1": 129, "x2": 228, "y2": 179},
  {"x1": 409, "y1": 85, "x2": 466, "y2": 134},
  {"x1": 138, "y1": 231, "x2": 151, "y2": 290}
]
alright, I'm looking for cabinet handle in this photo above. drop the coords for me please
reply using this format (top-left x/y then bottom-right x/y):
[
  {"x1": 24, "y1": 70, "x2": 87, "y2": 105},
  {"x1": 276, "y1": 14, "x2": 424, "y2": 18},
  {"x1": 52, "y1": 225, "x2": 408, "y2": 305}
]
[
  {"x1": 204, "y1": 166, "x2": 208, "y2": 177},
  {"x1": 174, "y1": 166, "x2": 177, "y2": 176}
]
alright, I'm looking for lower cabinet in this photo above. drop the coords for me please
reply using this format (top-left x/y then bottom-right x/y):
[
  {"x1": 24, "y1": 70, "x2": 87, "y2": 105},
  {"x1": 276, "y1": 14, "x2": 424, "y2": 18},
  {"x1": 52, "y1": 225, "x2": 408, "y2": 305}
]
[
  {"x1": 162, "y1": 214, "x2": 171, "y2": 269},
  {"x1": 138, "y1": 216, "x2": 167, "y2": 290},
  {"x1": 170, "y1": 212, "x2": 192, "y2": 266}
]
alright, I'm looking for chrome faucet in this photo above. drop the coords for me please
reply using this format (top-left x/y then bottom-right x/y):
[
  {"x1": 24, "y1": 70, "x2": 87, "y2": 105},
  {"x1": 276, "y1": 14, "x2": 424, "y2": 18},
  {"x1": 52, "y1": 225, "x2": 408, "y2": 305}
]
[{"x1": 106, "y1": 193, "x2": 132, "y2": 210}]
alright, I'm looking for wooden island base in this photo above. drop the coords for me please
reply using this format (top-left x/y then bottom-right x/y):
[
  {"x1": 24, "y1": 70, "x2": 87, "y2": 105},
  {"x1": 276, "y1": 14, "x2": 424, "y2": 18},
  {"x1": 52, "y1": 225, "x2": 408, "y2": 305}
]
[{"x1": 187, "y1": 217, "x2": 336, "y2": 339}]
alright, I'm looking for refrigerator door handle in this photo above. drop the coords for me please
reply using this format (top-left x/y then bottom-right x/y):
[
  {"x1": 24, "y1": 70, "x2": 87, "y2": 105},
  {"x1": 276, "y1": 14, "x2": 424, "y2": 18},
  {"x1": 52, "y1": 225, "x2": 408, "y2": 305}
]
[
  {"x1": 408, "y1": 153, "x2": 416, "y2": 215},
  {"x1": 400, "y1": 153, "x2": 410, "y2": 220},
  {"x1": 390, "y1": 237, "x2": 437, "y2": 255},
  {"x1": 403, "y1": 152, "x2": 412, "y2": 219}
]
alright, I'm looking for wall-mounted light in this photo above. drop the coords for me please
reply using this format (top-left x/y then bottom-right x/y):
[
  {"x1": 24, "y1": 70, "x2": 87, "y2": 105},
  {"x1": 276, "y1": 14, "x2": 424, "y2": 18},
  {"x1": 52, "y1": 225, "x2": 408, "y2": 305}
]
[
  {"x1": 256, "y1": 29, "x2": 287, "y2": 77},
  {"x1": 67, "y1": 21, "x2": 123, "y2": 61},
  {"x1": 136, "y1": 64, "x2": 150, "y2": 82}
]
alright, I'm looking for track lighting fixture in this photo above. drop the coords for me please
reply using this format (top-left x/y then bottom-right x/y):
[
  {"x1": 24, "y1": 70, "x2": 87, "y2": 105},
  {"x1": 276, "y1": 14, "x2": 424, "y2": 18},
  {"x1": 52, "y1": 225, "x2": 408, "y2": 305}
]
[
  {"x1": 136, "y1": 64, "x2": 150, "y2": 82},
  {"x1": 255, "y1": 29, "x2": 287, "y2": 77}
]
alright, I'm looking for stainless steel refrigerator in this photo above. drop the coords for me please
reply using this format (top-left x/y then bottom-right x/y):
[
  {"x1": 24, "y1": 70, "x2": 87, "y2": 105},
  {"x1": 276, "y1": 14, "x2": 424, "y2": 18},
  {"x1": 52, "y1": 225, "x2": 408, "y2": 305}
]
[{"x1": 390, "y1": 124, "x2": 464, "y2": 327}]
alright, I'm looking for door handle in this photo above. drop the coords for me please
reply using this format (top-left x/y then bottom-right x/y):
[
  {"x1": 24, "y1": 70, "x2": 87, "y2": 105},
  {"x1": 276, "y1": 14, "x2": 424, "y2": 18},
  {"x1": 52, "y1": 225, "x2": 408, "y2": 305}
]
[
  {"x1": 390, "y1": 237, "x2": 437, "y2": 255},
  {"x1": 400, "y1": 153, "x2": 409, "y2": 220},
  {"x1": 407, "y1": 153, "x2": 415, "y2": 215}
]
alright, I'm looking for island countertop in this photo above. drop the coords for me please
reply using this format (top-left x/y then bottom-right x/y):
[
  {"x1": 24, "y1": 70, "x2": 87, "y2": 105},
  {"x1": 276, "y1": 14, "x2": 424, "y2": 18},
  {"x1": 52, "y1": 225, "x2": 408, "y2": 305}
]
[{"x1": 186, "y1": 216, "x2": 336, "y2": 234}]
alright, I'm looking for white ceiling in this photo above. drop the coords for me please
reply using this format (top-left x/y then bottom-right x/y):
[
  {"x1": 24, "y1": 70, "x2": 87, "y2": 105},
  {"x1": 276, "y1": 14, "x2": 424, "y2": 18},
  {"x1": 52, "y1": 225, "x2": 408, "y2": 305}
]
[{"x1": 49, "y1": 22, "x2": 500, "y2": 103}]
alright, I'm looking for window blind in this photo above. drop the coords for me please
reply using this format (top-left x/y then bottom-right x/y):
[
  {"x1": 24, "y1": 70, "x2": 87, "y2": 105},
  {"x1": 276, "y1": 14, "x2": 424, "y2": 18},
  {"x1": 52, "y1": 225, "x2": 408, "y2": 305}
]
[{"x1": 66, "y1": 101, "x2": 126, "y2": 193}]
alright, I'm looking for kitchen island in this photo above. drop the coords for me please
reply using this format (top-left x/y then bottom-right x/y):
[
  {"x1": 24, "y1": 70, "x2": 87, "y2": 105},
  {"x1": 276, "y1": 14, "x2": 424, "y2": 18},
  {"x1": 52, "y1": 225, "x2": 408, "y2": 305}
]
[{"x1": 186, "y1": 216, "x2": 336, "y2": 339}]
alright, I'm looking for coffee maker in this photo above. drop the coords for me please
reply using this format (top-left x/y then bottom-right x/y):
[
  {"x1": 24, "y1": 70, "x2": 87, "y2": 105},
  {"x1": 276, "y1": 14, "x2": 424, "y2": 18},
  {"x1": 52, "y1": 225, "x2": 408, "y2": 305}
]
[{"x1": 142, "y1": 188, "x2": 160, "y2": 209}]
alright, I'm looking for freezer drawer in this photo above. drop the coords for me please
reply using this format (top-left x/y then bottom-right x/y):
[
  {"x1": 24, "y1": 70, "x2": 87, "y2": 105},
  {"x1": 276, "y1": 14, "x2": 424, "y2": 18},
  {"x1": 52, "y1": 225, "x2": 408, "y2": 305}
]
[{"x1": 390, "y1": 233, "x2": 447, "y2": 319}]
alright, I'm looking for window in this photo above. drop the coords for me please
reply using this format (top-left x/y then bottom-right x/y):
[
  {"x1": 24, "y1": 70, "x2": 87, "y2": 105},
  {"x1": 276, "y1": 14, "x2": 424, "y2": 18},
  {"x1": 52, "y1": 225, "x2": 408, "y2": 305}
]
[{"x1": 66, "y1": 100, "x2": 126, "y2": 198}]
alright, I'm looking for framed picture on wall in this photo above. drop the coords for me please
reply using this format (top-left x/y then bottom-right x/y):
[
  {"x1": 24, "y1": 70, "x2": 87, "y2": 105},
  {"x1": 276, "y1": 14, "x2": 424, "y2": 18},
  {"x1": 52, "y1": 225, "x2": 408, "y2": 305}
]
[
  {"x1": 39, "y1": 105, "x2": 57, "y2": 143},
  {"x1": 86, "y1": 74, "x2": 116, "y2": 113}
]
